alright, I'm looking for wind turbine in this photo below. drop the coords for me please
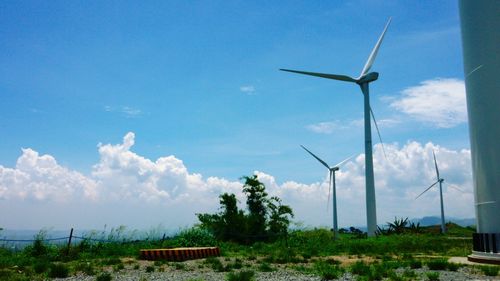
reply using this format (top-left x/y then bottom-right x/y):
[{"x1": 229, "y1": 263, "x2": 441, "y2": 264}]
[
  {"x1": 301, "y1": 145, "x2": 352, "y2": 239},
  {"x1": 416, "y1": 150, "x2": 446, "y2": 234},
  {"x1": 281, "y1": 18, "x2": 391, "y2": 237}
]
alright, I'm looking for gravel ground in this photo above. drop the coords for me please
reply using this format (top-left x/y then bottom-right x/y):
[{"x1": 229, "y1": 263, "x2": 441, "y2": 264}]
[{"x1": 60, "y1": 258, "x2": 500, "y2": 281}]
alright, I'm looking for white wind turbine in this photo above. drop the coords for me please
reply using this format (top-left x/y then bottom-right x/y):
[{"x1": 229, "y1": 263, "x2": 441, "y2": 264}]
[
  {"x1": 281, "y1": 18, "x2": 391, "y2": 236},
  {"x1": 416, "y1": 150, "x2": 446, "y2": 233},
  {"x1": 301, "y1": 145, "x2": 352, "y2": 239}
]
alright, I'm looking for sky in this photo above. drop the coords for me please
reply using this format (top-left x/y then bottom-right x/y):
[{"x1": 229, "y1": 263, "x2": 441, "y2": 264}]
[{"x1": 0, "y1": 1, "x2": 473, "y2": 232}]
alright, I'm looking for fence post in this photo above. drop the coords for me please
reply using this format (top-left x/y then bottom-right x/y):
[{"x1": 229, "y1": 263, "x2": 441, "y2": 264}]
[{"x1": 66, "y1": 228, "x2": 73, "y2": 255}]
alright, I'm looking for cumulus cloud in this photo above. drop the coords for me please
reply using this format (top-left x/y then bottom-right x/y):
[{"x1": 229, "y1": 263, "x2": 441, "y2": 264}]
[
  {"x1": 0, "y1": 133, "x2": 474, "y2": 230},
  {"x1": 0, "y1": 149, "x2": 98, "y2": 202},
  {"x1": 390, "y1": 78, "x2": 467, "y2": 128}
]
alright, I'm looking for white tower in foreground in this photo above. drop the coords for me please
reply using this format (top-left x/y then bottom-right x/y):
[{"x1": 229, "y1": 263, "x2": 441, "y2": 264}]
[{"x1": 459, "y1": 0, "x2": 500, "y2": 264}]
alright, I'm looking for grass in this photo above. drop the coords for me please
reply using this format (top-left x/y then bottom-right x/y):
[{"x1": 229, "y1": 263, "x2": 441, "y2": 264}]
[
  {"x1": 226, "y1": 270, "x2": 255, "y2": 281},
  {"x1": 0, "y1": 224, "x2": 477, "y2": 280},
  {"x1": 96, "y1": 272, "x2": 113, "y2": 281},
  {"x1": 480, "y1": 265, "x2": 499, "y2": 276},
  {"x1": 426, "y1": 271, "x2": 440, "y2": 281}
]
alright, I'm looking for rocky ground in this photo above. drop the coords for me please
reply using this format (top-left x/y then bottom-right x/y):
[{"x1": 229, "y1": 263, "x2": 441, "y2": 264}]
[{"x1": 60, "y1": 256, "x2": 500, "y2": 281}]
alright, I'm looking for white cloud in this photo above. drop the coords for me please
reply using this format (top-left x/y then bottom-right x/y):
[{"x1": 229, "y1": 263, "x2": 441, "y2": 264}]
[
  {"x1": 240, "y1": 85, "x2": 255, "y2": 95},
  {"x1": 0, "y1": 133, "x2": 474, "y2": 230},
  {"x1": 390, "y1": 78, "x2": 467, "y2": 128},
  {"x1": 104, "y1": 105, "x2": 142, "y2": 118},
  {"x1": 306, "y1": 119, "x2": 363, "y2": 134},
  {"x1": 0, "y1": 149, "x2": 98, "y2": 202}
]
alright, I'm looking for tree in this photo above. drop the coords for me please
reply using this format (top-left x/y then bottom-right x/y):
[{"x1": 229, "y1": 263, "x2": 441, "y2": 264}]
[
  {"x1": 267, "y1": 196, "x2": 294, "y2": 236},
  {"x1": 197, "y1": 174, "x2": 294, "y2": 243},
  {"x1": 241, "y1": 175, "x2": 268, "y2": 238}
]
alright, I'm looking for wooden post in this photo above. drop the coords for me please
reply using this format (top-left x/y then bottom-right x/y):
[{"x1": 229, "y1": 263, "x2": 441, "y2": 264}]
[{"x1": 66, "y1": 228, "x2": 73, "y2": 255}]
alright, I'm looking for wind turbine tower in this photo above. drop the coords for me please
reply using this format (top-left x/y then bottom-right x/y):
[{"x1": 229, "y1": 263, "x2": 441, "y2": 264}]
[
  {"x1": 301, "y1": 145, "x2": 352, "y2": 239},
  {"x1": 281, "y1": 18, "x2": 391, "y2": 237},
  {"x1": 460, "y1": 0, "x2": 500, "y2": 264},
  {"x1": 416, "y1": 150, "x2": 446, "y2": 234}
]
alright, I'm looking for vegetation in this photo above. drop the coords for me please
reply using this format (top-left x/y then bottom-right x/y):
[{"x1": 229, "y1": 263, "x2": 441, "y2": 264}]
[
  {"x1": 0, "y1": 187, "x2": 485, "y2": 281},
  {"x1": 197, "y1": 175, "x2": 294, "y2": 243}
]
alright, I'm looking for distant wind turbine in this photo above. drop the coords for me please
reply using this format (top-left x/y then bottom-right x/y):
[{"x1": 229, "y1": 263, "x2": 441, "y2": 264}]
[
  {"x1": 416, "y1": 150, "x2": 446, "y2": 233},
  {"x1": 281, "y1": 18, "x2": 392, "y2": 237},
  {"x1": 301, "y1": 145, "x2": 352, "y2": 239}
]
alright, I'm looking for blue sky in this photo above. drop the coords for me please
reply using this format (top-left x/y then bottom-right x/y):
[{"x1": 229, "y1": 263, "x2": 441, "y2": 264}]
[{"x1": 0, "y1": 1, "x2": 473, "y2": 230}]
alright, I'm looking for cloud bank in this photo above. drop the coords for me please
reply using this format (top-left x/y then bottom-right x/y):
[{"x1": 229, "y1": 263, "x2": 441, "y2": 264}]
[
  {"x1": 0, "y1": 133, "x2": 473, "y2": 230},
  {"x1": 390, "y1": 78, "x2": 467, "y2": 128}
]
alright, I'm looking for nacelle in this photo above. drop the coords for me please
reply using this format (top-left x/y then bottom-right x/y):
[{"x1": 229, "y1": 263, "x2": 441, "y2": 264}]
[{"x1": 357, "y1": 72, "x2": 379, "y2": 84}]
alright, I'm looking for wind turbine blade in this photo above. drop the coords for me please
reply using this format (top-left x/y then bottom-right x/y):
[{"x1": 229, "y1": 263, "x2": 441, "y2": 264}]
[
  {"x1": 327, "y1": 171, "x2": 332, "y2": 212},
  {"x1": 416, "y1": 180, "x2": 439, "y2": 199},
  {"x1": 433, "y1": 150, "x2": 440, "y2": 180},
  {"x1": 334, "y1": 154, "x2": 355, "y2": 168},
  {"x1": 300, "y1": 145, "x2": 331, "y2": 169},
  {"x1": 280, "y1": 69, "x2": 357, "y2": 83},
  {"x1": 360, "y1": 17, "x2": 392, "y2": 77},
  {"x1": 370, "y1": 107, "x2": 388, "y2": 160}
]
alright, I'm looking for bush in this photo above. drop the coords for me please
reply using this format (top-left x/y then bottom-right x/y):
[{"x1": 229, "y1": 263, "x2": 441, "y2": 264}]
[
  {"x1": 426, "y1": 259, "x2": 448, "y2": 270},
  {"x1": 313, "y1": 260, "x2": 343, "y2": 280},
  {"x1": 174, "y1": 228, "x2": 217, "y2": 247},
  {"x1": 96, "y1": 272, "x2": 113, "y2": 281},
  {"x1": 350, "y1": 261, "x2": 370, "y2": 276},
  {"x1": 145, "y1": 265, "x2": 155, "y2": 273},
  {"x1": 480, "y1": 265, "x2": 499, "y2": 276},
  {"x1": 257, "y1": 262, "x2": 275, "y2": 272},
  {"x1": 226, "y1": 270, "x2": 255, "y2": 281},
  {"x1": 447, "y1": 262, "x2": 460, "y2": 271},
  {"x1": 426, "y1": 271, "x2": 440, "y2": 281},
  {"x1": 48, "y1": 263, "x2": 69, "y2": 278},
  {"x1": 33, "y1": 261, "x2": 49, "y2": 274},
  {"x1": 409, "y1": 259, "x2": 422, "y2": 269}
]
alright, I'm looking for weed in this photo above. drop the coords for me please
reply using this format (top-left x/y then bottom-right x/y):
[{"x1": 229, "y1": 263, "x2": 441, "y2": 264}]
[
  {"x1": 409, "y1": 259, "x2": 422, "y2": 269},
  {"x1": 113, "y1": 263, "x2": 124, "y2": 272},
  {"x1": 96, "y1": 272, "x2": 112, "y2": 281},
  {"x1": 75, "y1": 261, "x2": 95, "y2": 275},
  {"x1": 313, "y1": 260, "x2": 343, "y2": 280},
  {"x1": 426, "y1": 259, "x2": 448, "y2": 270},
  {"x1": 145, "y1": 265, "x2": 155, "y2": 272},
  {"x1": 48, "y1": 263, "x2": 69, "y2": 278},
  {"x1": 426, "y1": 271, "x2": 440, "y2": 281},
  {"x1": 446, "y1": 262, "x2": 460, "y2": 271},
  {"x1": 133, "y1": 264, "x2": 140, "y2": 270},
  {"x1": 33, "y1": 261, "x2": 49, "y2": 274},
  {"x1": 174, "y1": 263, "x2": 186, "y2": 270},
  {"x1": 480, "y1": 265, "x2": 499, "y2": 276},
  {"x1": 257, "y1": 262, "x2": 275, "y2": 272},
  {"x1": 350, "y1": 261, "x2": 370, "y2": 276},
  {"x1": 102, "y1": 257, "x2": 122, "y2": 266},
  {"x1": 402, "y1": 269, "x2": 417, "y2": 278},
  {"x1": 226, "y1": 270, "x2": 255, "y2": 281}
]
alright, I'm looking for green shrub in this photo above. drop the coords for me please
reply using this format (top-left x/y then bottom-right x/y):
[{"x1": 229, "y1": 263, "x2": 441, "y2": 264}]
[
  {"x1": 402, "y1": 269, "x2": 417, "y2": 278},
  {"x1": 409, "y1": 259, "x2": 422, "y2": 269},
  {"x1": 350, "y1": 261, "x2": 370, "y2": 276},
  {"x1": 96, "y1": 272, "x2": 112, "y2": 281},
  {"x1": 113, "y1": 263, "x2": 124, "y2": 272},
  {"x1": 426, "y1": 259, "x2": 448, "y2": 270},
  {"x1": 480, "y1": 265, "x2": 499, "y2": 276},
  {"x1": 133, "y1": 264, "x2": 140, "y2": 270},
  {"x1": 48, "y1": 263, "x2": 69, "y2": 278},
  {"x1": 75, "y1": 261, "x2": 95, "y2": 275},
  {"x1": 426, "y1": 271, "x2": 440, "y2": 281},
  {"x1": 174, "y1": 263, "x2": 186, "y2": 270},
  {"x1": 174, "y1": 228, "x2": 217, "y2": 247},
  {"x1": 33, "y1": 261, "x2": 49, "y2": 274},
  {"x1": 226, "y1": 270, "x2": 255, "y2": 281},
  {"x1": 313, "y1": 260, "x2": 343, "y2": 280},
  {"x1": 257, "y1": 262, "x2": 275, "y2": 272},
  {"x1": 102, "y1": 257, "x2": 122, "y2": 266},
  {"x1": 446, "y1": 262, "x2": 460, "y2": 271},
  {"x1": 145, "y1": 265, "x2": 155, "y2": 273}
]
